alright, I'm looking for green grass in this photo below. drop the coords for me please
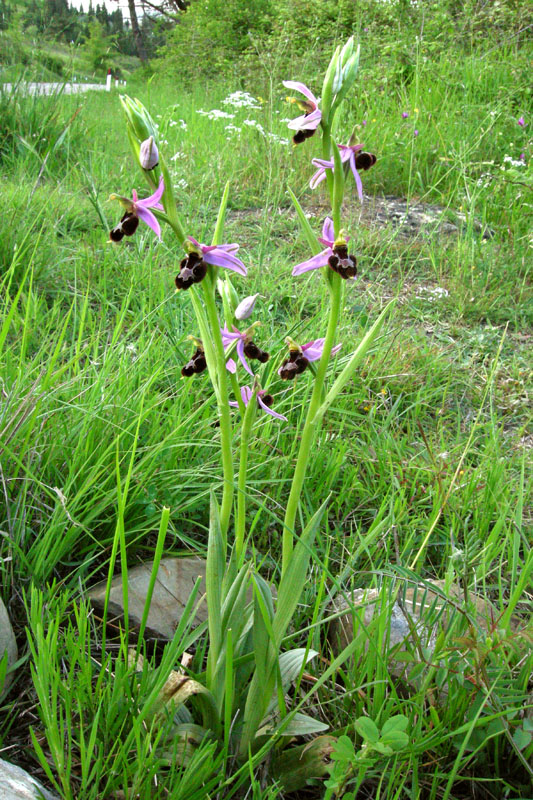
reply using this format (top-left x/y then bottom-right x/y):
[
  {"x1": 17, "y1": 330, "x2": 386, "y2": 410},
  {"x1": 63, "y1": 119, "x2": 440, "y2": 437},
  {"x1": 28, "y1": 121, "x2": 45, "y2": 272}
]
[{"x1": 0, "y1": 24, "x2": 532, "y2": 800}]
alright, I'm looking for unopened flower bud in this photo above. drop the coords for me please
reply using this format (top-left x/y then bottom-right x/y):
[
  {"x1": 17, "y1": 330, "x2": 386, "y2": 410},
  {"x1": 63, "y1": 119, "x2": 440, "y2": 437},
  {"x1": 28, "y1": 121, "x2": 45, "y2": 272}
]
[
  {"x1": 235, "y1": 294, "x2": 259, "y2": 321},
  {"x1": 140, "y1": 136, "x2": 159, "y2": 170}
]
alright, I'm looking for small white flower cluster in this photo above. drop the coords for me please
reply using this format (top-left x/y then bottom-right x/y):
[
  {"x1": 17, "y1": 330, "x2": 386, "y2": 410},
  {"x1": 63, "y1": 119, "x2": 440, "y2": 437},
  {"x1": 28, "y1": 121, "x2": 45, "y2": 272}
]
[
  {"x1": 169, "y1": 119, "x2": 187, "y2": 130},
  {"x1": 171, "y1": 151, "x2": 186, "y2": 161},
  {"x1": 196, "y1": 108, "x2": 236, "y2": 120},
  {"x1": 223, "y1": 90, "x2": 261, "y2": 109},
  {"x1": 476, "y1": 172, "x2": 492, "y2": 188},
  {"x1": 417, "y1": 286, "x2": 449, "y2": 301},
  {"x1": 223, "y1": 120, "x2": 288, "y2": 146},
  {"x1": 243, "y1": 119, "x2": 265, "y2": 133},
  {"x1": 174, "y1": 179, "x2": 188, "y2": 190},
  {"x1": 502, "y1": 154, "x2": 526, "y2": 168},
  {"x1": 268, "y1": 133, "x2": 289, "y2": 146}
]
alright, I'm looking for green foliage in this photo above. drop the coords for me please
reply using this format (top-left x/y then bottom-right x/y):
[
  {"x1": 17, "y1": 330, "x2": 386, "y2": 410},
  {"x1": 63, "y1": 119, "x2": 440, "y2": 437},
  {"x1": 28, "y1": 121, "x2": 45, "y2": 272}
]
[{"x1": 82, "y1": 18, "x2": 117, "y2": 74}]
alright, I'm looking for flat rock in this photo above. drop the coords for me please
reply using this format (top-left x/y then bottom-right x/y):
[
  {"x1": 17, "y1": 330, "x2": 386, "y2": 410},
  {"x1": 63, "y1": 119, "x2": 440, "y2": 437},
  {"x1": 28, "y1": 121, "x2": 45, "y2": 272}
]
[
  {"x1": 329, "y1": 579, "x2": 496, "y2": 658},
  {"x1": 0, "y1": 758, "x2": 58, "y2": 800},
  {"x1": 0, "y1": 597, "x2": 18, "y2": 699},
  {"x1": 88, "y1": 557, "x2": 208, "y2": 640}
]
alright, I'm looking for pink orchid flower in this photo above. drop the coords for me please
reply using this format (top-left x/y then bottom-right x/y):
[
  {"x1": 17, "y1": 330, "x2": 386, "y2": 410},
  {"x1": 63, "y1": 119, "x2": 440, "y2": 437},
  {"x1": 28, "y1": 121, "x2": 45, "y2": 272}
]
[
  {"x1": 175, "y1": 237, "x2": 247, "y2": 290},
  {"x1": 292, "y1": 218, "x2": 357, "y2": 281},
  {"x1": 230, "y1": 385, "x2": 287, "y2": 422},
  {"x1": 110, "y1": 176, "x2": 165, "y2": 241},
  {"x1": 278, "y1": 338, "x2": 342, "y2": 380},
  {"x1": 283, "y1": 80, "x2": 322, "y2": 143},
  {"x1": 187, "y1": 237, "x2": 247, "y2": 275},
  {"x1": 221, "y1": 325, "x2": 269, "y2": 377},
  {"x1": 310, "y1": 144, "x2": 364, "y2": 200}
]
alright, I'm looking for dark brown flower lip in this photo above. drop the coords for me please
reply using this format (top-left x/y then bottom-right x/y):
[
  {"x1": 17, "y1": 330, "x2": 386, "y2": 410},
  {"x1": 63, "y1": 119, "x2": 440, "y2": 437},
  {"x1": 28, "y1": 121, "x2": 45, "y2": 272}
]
[
  {"x1": 181, "y1": 346, "x2": 207, "y2": 377},
  {"x1": 278, "y1": 353, "x2": 309, "y2": 380},
  {"x1": 109, "y1": 211, "x2": 139, "y2": 242},
  {"x1": 354, "y1": 151, "x2": 377, "y2": 170},
  {"x1": 175, "y1": 253, "x2": 208, "y2": 290},
  {"x1": 293, "y1": 127, "x2": 316, "y2": 145},
  {"x1": 243, "y1": 341, "x2": 270, "y2": 363},
  {"x1": 328, "y1": 245, "x2": 357, "y2": 280}
]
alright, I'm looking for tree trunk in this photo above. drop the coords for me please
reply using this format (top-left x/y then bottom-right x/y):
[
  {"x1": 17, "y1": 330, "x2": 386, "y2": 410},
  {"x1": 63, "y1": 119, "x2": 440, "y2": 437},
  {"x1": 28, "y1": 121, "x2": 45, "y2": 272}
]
[{"x1": 127, "y1": 0, "x2": 148, "y2": 62}]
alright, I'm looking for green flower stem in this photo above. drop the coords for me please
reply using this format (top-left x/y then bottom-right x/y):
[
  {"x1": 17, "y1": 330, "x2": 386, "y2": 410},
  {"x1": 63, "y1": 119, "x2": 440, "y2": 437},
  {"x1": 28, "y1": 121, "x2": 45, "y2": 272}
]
[
  {"x1": 235, "y1": 389, "x2": 257, "y2": 564},
  {"x1": 281, "y1": 274, "x2": 343, "y2": 574},
  {"x1": 159, "y1": 156, "x2": 186, "y2": 245},
  {"x1": 322, "y1": 125, "x2": 335, "y2": 207},
  {"x1": 201, "y1": 279, "x2": 235, "y2": 540}
]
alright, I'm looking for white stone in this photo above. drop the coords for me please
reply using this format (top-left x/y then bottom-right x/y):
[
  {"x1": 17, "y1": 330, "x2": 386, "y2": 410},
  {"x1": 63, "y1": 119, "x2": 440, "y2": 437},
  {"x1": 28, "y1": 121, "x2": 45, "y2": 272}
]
[
  {"x1": 88, "y1": 557, "x2": 208, "y2": 640},
  {"x1": 0, "y1": 597, "x2": 17, "y2": 699},
  {"x1": 0, "y1": 758, "x2": 58, "y2": 800}
]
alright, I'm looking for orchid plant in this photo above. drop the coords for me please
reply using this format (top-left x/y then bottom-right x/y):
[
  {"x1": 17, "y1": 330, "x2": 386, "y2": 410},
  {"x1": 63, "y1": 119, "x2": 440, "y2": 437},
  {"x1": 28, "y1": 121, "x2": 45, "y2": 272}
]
[{"x1": 111, "y1": 40, "x2": 395, "y2": 791}]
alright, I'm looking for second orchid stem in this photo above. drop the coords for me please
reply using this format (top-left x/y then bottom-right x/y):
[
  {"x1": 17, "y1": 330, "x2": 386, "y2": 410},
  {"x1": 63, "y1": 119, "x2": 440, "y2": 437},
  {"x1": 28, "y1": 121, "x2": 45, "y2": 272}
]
[
  {"x1": 235, "y1": 391, "x2": 256, "y2": 563},
  {"x1": 281, "y1": 274, "x2": 343, "y2": 575},
  {"x1": 201, "y1": 277, "x2": 235, "y2": 542}
]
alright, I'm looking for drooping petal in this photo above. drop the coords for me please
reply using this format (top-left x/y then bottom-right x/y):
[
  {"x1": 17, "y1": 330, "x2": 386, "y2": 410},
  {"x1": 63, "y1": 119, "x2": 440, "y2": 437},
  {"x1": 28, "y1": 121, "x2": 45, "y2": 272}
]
[
  {"x1": 292, "y1": 248, "x2": 331, "y2": 276},
  {"x1": 135, "y1": 206, "x2": 161, "y2": 238},
  {"x1": 321, "y1": 218, "x2": 335, "y2": 244},
  {"x1": 282, "y1": 81, "x2": 318, "y2": 107},
  {"x1": 226, "y1": 358, "x2": 237, "y2": 374},
  {"x1": 348, "y1": 152, "x2": 364, "y2": 202},
  {"x1": 203, "y1": 248, "x2": 247, "y2": 276},
  {"x1": 287, "y1": 108, "x2": 322, "y2": 131},
  {"x1": 237, "y1": 339, "x2": 254, "y2": 376},
  {"x1": 309, "y1": 164, "x2": 328, "y2": 190},
  {"x1": 258, "y1": 395, "x2": 287, "y2": 421}
]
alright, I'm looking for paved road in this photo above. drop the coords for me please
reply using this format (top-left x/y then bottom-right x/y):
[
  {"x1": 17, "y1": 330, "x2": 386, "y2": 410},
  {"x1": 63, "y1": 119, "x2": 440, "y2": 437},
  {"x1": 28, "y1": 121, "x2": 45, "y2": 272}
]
[{"x1": 1, "y1": 82, "x2": 109, "y2": 96}]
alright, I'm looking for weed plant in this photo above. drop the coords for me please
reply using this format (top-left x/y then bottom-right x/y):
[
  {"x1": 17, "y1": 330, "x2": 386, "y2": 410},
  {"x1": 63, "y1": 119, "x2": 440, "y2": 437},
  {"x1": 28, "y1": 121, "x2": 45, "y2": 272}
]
[{"x1": 0, "y1": 13, "x2": 532, "y2": 800}]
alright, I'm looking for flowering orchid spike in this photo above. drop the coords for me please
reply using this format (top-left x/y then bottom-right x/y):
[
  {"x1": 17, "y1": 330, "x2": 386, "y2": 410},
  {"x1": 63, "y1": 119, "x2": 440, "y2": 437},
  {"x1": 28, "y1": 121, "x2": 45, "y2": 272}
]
[
  {"x1": 283, "y1": 81, "x2": 322, "y2": 144},
  {"x1": 279, "y1": 337, "x2": 341, "y2": 380},
  {"x1": 175, "y1": 236, "x2": 247, "y2": 290},
  {"x1": 292, "y1": 217, "x2": 358, "y2": 280},
  {"x1": 310, "y1": 144, "x2": 376, "y2": 201},
  {"x1": 229, "y1": 385, "x2": 287, "y2": 421},
  {"x1": 109, "y1": 176, "x2": 165, "y2": 241},
  {"x1": 221, "y1": 324, "x2": 269, "y2": 376}
]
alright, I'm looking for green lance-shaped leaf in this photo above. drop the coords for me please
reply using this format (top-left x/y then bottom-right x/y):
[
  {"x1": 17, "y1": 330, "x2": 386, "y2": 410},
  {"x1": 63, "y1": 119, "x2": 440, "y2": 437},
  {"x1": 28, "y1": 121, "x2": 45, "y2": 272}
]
[
  {"x1": 264, "y1": 648, "x2": 319, "y2": 717},
  {"x1": 272, "y1": 496, "x2": 329, "y2": 646},
  {"x1": 238, "y1": 499, "x2": 329, "y2": 757},
  {"x1": 287, "y1": 187, "x2": 323, "y2": 255},
  {"x1": 261, "y1": 711, "x2": 329, "y2": 737},
  {"x1": 205, "y1": 492, "x2": 226, "y2": 693},
  {"x1": 212, "y1": 181, "x2": 230, "y2": 247},
  {"x1": 312, "y1": 299, "x2": 396, "y2": 425}
]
